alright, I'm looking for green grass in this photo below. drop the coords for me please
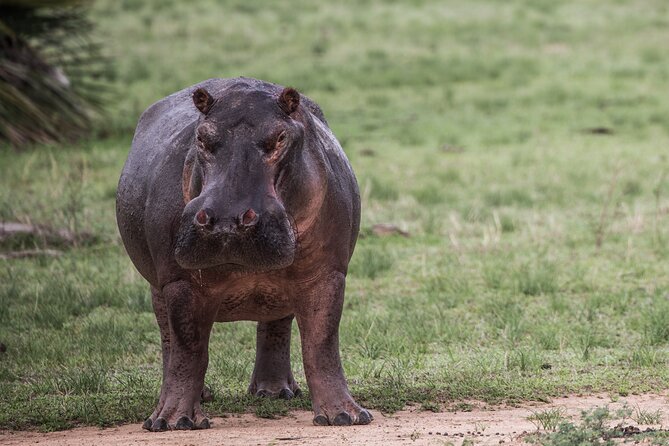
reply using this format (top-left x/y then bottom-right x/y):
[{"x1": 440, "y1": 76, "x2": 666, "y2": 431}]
[
  {"x1": 528, "y1": 408, "x2": 567, "y2": 431},
  {"x1": 631, "y1": 406, "x2": 664, "y2": 426},
  {"x1": 529, "y1": 406, "x2": 669, "y2": 445},
  {"x1": 2, "y1": 0, "x2": 669, "y2": 431}
]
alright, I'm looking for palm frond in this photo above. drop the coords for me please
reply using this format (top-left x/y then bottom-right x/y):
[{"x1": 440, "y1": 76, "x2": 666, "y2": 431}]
[{"x1": 0, "y1": 0, "x2": 112, "y2": 148}]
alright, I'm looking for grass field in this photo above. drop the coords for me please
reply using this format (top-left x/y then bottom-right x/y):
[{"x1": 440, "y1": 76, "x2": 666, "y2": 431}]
[{"x1": 2, "y1": 0, "x2": 669, "y2": 431}]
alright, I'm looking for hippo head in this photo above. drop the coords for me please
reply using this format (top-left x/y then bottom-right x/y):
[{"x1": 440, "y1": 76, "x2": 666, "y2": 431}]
[{"x1": 174, "y1": 84, "x2": 308, "y2": 272}]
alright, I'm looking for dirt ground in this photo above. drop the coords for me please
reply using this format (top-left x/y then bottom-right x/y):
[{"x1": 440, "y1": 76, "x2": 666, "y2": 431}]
[{"x1": 2, "y1": 394, "x2": 668, "y2": 446}]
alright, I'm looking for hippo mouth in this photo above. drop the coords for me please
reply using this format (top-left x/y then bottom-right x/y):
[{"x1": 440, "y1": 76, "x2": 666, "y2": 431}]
[{"x1": 174, "y1": 211, "x2": 298, "y2": 272}]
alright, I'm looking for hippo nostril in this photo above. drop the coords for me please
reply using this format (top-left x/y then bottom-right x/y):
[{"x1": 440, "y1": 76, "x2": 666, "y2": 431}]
[
  {"x1": 195, "y1": 208, "x2": 213, "y2": 227},
  {"x1": 240, "y1": 208, "x2": 258, "y2": 227}
]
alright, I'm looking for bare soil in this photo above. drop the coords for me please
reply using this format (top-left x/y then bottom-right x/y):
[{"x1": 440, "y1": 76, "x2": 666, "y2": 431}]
[{"x1": 2, "y1": 394, "x2": 668, "y2": 446}]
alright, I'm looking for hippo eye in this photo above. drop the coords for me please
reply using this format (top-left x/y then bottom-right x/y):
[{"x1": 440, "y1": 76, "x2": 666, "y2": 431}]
[
  {"x1": 196, "y1": 134, "x2": 211, "y2": 152},
  {"x1": 275, "y1": 130, "x2": 288, "y2": 150},
  {"x1": 264, "y1": 130, "x2": 289, "y2": 162},
  {"x1": 270, "y1": 130, "x2": 289, "y2": 152}
]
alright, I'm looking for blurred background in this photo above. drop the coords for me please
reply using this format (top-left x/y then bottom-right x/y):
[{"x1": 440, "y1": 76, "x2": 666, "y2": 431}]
[{"x1": 2, "y1": 0, "x2": 669, "y2": 431}]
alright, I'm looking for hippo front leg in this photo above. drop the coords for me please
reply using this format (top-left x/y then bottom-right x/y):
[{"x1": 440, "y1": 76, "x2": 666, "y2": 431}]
[
  {"x1": 143, "y1": 287, "x2": 171, "y2": 430},
  {"x1": 249, "y1": 316, "x2": 301, "y2": 399},
  {"x1": 296, "y1": 272, "x2": 373, "y2": 426},
  {"x1": 144, "y1": 280, "x2": 214, "y2": 431}
]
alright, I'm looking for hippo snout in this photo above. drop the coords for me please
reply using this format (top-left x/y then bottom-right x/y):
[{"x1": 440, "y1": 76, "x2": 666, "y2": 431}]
[
  {"x1": 240, "y1": 208, "x2": 258, "y2": 227},
  {"x1": 175, "y1": 203, "x2": 297, "y2": 271},
  {"x1": 193, "y1": 207, "x2": 259, "y2": 231},
  {"x1": 194, "y1": 208, "x2": 214, "y2": 228}
]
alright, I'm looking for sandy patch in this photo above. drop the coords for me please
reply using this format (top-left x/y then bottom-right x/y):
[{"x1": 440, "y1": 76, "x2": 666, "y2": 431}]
[{"x1": 2, "y1": 393, "x2": 668, "y2": 446}]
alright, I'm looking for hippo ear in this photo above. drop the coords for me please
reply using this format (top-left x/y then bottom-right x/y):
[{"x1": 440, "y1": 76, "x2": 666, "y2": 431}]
[
  {"x1": 192, "y1": 88, "x2": 215, "y2": 114},
  {"x1": 278, "y1": 87, "x2": 300, "y2": 115}
]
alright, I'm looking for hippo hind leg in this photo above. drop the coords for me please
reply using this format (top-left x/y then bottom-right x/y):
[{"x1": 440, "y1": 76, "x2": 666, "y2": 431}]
[{"x1": 248, "y1": 315, "x2": 301, "y2": 399}]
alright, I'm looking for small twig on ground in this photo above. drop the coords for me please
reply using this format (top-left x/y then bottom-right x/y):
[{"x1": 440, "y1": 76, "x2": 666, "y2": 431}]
[
  {"x1": 0, "y1": 221, "x2": 94, "y2": 246},
  {"x1": 371, "y1": 223, "x2": 410, "y2": 238},
  {"x1": 0, "y1": 249, "x2": 63, "y2": 260}
]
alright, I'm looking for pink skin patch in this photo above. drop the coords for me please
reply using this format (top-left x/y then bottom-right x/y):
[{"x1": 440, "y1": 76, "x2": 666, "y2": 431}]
[
  {"x1": 196, "y1": 209, "x2": 209, "y2": 226},
  {"x1": 242, "y1": 209, "x2": 257, "y2": 226}
]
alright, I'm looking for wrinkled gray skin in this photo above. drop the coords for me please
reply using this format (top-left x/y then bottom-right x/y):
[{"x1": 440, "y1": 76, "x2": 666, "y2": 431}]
[{"x1": 116, "y1": 77, "x2": 371, "y2": 431}]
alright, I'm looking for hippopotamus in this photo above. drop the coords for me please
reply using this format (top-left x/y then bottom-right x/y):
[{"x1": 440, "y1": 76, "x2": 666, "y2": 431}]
[{"x1": 116, "y1": 77, "x2": 371, "y2": 431}]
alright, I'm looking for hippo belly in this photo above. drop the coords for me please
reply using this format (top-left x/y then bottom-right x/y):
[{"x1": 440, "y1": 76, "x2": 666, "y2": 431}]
[{"x1": 209, "y1": 275, "x2": 295, "y2": 322}]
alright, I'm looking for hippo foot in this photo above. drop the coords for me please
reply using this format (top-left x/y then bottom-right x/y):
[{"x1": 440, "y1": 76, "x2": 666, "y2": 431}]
[
  {"x1": 255, "y1": 387, "x2": 302, "y2": 399},
  {"x1": 248, "y1": 376, "x2": 301, "y2": 400},
  {"x1": 201, "y1": 385, "x2": 214, "y2": 403},
  {"x1": 312, "y1": 400, "x2": 373, "y2": 426},
  {"x1": 142, "y1": 402, "x2": 211, "y2": 432}
]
